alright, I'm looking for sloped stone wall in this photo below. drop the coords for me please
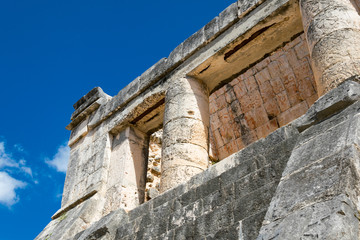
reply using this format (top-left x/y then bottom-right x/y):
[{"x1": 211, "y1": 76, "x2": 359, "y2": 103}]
[
  {"x1": 67, "y1": 80, "x2": 360, "y2": 240},
  {"x1": 209, "y1": 34, "x2": 318, "y2": 160},
  {"x1": 73, "y1": 123, "x2": 299, "y2": 240},
  {"x1": 116, "y1": 126, "x2": 298, "y2": 239}
]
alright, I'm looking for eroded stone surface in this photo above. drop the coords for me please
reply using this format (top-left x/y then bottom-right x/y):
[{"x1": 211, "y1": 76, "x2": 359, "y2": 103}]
[
  {"x1": 103, "y1": 126, "x2": 149, "y2": 215},
  {"x1": 161, "y1": 77, "x2": 210, "y2": 193},
  {"x1": 145, "y1": 130, "x2": 163, "y2": 201},
  {"x1": 300, "y1": 0, "x2": 360, "y2": 95},
  {"x1": 36, "y1": 194, "x2": 105, "y2": 240},
  {"x1": 257, "y1": 81, "x2": 360, "y2": 239}
]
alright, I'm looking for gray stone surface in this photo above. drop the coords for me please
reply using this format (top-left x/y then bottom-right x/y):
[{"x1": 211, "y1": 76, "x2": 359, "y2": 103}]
[
  {"x1": 35, "y1": 194, "x2": 105, "y2": 240},
  {"x1": 238, "y1": 0, "x2": 265, "y2": 18},
  {"x1": 219, "y1": 2, "x2": 238, "y2": 31},
  {"x1": 73, "y1": 209, "x2": 129, "y2": 240},
  {"x1": 257, "y1": 80, "x2": 360, "y2": 239},
  {"x1": 72, "y1": 87, "x2": 110, "y2": 119},
  {"x1": 294, "y1": 78, "x2": 360, "y2": 132},
  {"x1": 257, "y1": 195, "x2": 359, "y2": 240},
  {"x1": 203, "y1": 17, "x2": 220, "y2": 42}
]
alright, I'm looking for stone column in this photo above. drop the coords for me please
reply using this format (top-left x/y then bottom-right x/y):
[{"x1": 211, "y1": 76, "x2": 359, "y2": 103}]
[
  {"x1": 160, "y1": 77, "x2": 210, "y2": 193},
  {"x1": 104, "y1": 126, "x2": 149, "y2": 213},
  {"x1": 300, "y1": 0, "x2": 360, "y2": 95}
]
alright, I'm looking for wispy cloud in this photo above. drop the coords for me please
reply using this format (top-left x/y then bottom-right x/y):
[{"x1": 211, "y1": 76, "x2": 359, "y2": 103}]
[
  {"x1": 45, "y1": 143, "x2": 70, "y2": 173},
  {"x1": 0, "y1": 142, "x2": 31, "y2": 207},
  {"x1": 0, "y1": 144, "x2": 33, "y2": 177},
  {"x1": 0, "y1": 172, "x2": 26, "y2": 207},
  {"x1": 13, "y1": 144, "x2": 24, "y2": 153},
  {"x1": 0, "y1": 142, "x2": 19, "y2": 168}
]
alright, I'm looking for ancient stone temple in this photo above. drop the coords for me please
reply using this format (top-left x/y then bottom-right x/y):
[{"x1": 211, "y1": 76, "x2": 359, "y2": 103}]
[{"x1": 36, "y1": 0, "x2": 360, "y2": 239}]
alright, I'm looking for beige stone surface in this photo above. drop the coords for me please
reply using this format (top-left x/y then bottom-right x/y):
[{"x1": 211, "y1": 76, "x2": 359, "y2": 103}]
[
  {"x1": 161, "y1": 77, "x2": 210, "y2": 192},
  {"x1": 103, "y1": 126, "x2": 149, "y2": 215},
  {"x1": 61, "y1": 132, "x2": 111, "y2": 209},
  {"x1": 36, "y1": 194, "x2": 105, "y2": 240},
  {"x1": 145, "y1": 129, "x2": 162, "y2": 201},
  {"x1": 160, "y1": 165, "x2": 204, "y2": 193}
]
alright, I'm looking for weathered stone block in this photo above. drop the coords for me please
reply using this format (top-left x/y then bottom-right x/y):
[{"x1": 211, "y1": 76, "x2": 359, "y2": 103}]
[
  {"x1": 305, "y1": 6, "x2": 360, "y2": 52},
  {"x1": 182, "y1": 28, "x2": 206, "y2": 59},
  {"x1": 36, "y1": 195, "x2": 105, "y2": 240},
  {"x1": 300, "y1": 0, "x2": 356, "y2": 30},
  {"x1": 219, "y1": 158, "x2": 257, "y2": 185},
  {"x1": 72, "y1": 87, "x2": 109, "y2": 112},
  {"x1": 238, "y1": 0, "x2": 265, "y2": 18},
  {"x1": 233, "y1": 168, "x2": 276, "y2": 201},
  {"x1": 239, "y1": 210, "x2": 267, "y2": 240},
  {"x1": 207, "y1": 224, "x2": 238, "y2": 240},
  {"x1": 167, "y1": 42, "x2": 184, "y2": 67},
  {"x1": 75, "y1": 208, "x2": 128, "y2": 240},
  {"x1": 169, "y1": 200, "x2": 203, "y2": 230},
  {"x1": 139, "y1": 58, "x2": 168, "y2": 90},
  {"x1": 203, "y1": 17, "x2": 220, "y2": 42},
  {"x1": 265, "y1": 145, "x2": 360, "y2": 222},
  {"x1": 294, "y1": 83, "x2": 360, "y2": 132},
  {"x1": 257, "y1": 195, "x2": 359, "y2": 240},
  {"x1": 219, "y1": 2, "x2": 238, "y2": 31},
  {"x1": 233, "y1": 183, "x2": 276, "y2": 222},
  {"x1": 202, "y1": 182, "x2": 235, "y2": 215},
  {"x1": 68, "y1": 117, "x2": 89, "y2": 146},
  {"x1": 203, "y1": 203, "x2": 235, "y2": 236},
  {"x1": 163, "y1": 91, "x2": 209, "y2": 126}
]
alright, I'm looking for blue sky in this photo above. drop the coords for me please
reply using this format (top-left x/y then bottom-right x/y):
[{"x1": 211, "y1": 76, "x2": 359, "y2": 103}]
[{"x1": 0, "y1": 0, "x2": 234, "y2": 239}]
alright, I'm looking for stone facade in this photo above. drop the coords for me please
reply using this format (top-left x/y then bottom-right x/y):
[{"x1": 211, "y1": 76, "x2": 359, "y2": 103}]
[{"x1": 36, "y1": 0, "x2": 360, "y2": 239}]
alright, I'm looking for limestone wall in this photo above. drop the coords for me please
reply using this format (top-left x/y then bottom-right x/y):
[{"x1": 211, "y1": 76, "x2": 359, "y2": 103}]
[
  {"x1": 36, "y1": 0, "x2": 360, "y2": 239},
  {"x1": 69, "y1": 80, "x2": 360, "y2": 240},
  {"x1": 209, "y1": 34, "x2": 318, "y2": 160}
]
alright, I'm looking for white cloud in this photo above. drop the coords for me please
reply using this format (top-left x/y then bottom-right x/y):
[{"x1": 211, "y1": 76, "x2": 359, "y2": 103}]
[
  {"x1": 0, "y1": 141, "x2": 33, "y2": 207},
  {"x1": 20, "y1": 166, "x2": 32, "y2": 177},
  {"x1": 0, "y1": 142, "x2": 18, "y2": 168},
  {"x1": 0, "y1": 171, "x2": 26, "y2": 207},
  {"x1": 46, "y1": 143, "x2": 70, "y2": 173},
  {"x1": 14, "y1": 144, "x2": 24, "y2": 152},
  {"x1": 0, "y1": 143, "x2": 32, "y2": 176}
]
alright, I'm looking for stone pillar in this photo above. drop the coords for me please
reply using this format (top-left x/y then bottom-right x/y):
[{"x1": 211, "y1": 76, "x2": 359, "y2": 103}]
[
  {"x1": 104, "y1": 126, "x2": 149, "y2": 214},
  {"x1": 160, "y1": 77, "x2": 210, "y2": 192},
  {"x1": 299, "y1": 0, "x2": 360, "y2": 96}
]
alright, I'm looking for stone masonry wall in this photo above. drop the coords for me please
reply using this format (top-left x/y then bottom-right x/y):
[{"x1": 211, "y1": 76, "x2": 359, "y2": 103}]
[
  {"x1": 209, "y1": 34, "x2": 318, "y2": 160},
  {"x1": 145, "y1": 130, "x2": 162, "y2": 201},
  {"x1": 74, "y1": 123, "x2": 300, "y2": 240},
  {"x1": 140, "y1": 34, "x2": 318, "y2": 197},
  {"x1": 69, "y1": 80, "x2": 360, "y2": 240}
]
